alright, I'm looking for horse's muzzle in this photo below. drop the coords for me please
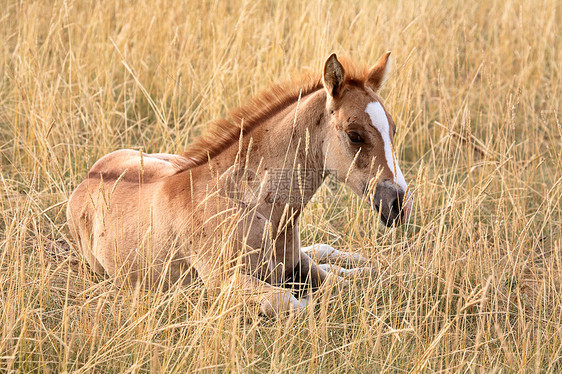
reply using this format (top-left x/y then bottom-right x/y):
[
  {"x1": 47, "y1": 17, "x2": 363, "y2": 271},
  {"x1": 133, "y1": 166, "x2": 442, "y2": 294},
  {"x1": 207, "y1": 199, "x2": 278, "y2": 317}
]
[{"x1": 371, "y1": 180, "x2": 409, "y2": 227}]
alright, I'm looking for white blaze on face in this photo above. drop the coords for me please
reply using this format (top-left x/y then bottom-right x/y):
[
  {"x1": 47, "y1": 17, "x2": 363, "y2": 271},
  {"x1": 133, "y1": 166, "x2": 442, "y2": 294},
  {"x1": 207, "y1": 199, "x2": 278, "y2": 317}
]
[{"x1": 365, "y1": 101, "x2": 412, "y2": 218}]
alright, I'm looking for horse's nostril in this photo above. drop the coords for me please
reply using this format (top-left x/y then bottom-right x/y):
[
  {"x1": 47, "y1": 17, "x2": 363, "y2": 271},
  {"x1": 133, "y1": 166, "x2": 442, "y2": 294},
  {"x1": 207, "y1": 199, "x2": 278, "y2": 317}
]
[
  {"x1": 374, "y1": 201, "x2": 380, "y2": 211},
  {"x1": 389, "y1": 193, "x2": 404, "y2": 225},
  {"x1": 391, "y1": 197, "x2": 401, "y2": 215}
]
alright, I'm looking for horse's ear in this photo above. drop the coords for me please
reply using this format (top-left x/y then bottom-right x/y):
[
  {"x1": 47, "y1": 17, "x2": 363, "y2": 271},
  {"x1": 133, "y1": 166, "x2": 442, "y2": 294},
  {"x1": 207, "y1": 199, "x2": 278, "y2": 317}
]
[
  {"x1": 323, "y1": 53, "x2": 346, "y2": 98},
  {"x1": 366, "y1": 51, "x2": 392, "y2": 92}
]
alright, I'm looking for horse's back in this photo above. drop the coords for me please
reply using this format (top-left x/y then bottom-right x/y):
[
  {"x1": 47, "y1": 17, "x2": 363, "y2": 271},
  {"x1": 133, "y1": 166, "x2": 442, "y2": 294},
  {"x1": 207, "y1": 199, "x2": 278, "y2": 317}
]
[{"x1": 87, "y1": 149, "x2": 182, "y2": 183}]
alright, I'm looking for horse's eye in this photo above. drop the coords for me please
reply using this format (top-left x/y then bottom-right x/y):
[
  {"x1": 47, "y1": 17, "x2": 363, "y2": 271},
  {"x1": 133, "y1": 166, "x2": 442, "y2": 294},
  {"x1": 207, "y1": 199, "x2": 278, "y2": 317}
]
[{"x1": 347, "y1": 131, "x2": 364, "y2": 144}]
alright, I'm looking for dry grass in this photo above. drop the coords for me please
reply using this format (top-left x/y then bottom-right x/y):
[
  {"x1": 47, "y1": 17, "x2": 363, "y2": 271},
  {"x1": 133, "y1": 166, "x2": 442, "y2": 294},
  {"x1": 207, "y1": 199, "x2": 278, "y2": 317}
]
[{"x1": 1, "y1": 0, "x2": 561, "y2": 372}]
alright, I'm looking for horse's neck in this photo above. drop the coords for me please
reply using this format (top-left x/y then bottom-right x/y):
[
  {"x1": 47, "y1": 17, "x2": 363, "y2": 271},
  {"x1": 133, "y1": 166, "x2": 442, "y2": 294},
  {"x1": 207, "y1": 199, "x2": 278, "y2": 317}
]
[
  {"x1": 239, "y1": 90, "x2": 328, "y2": 223},
  {"x1": 174, "y1": 89, "x2": 328, "y2": 226}
]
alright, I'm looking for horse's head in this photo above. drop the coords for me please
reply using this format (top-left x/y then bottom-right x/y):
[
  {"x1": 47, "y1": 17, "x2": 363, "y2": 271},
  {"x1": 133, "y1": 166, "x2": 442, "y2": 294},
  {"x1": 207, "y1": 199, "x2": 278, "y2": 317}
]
[{"x1": 321, "y1": 53, "x2": 412, "y2": 227}]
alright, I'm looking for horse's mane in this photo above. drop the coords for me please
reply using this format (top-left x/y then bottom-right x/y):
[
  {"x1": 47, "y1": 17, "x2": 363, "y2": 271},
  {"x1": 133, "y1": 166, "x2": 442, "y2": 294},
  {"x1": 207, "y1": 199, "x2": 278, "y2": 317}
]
[{"x1": 175, "y1": 58, "x2": 369, "y2": 171}]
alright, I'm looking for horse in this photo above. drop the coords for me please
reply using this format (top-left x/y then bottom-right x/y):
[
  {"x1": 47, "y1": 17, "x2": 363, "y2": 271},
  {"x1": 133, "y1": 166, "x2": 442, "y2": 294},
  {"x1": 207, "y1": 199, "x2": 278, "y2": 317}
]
[{"x1": 66, "y1": 53, "x2": 412, "y2": 316}]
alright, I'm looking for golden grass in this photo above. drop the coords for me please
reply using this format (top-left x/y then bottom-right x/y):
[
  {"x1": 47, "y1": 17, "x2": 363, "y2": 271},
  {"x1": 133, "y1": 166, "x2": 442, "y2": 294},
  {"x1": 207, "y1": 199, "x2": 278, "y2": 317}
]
[{"x1": 1, "y1": 0, "x2": 561, "y2": 372}]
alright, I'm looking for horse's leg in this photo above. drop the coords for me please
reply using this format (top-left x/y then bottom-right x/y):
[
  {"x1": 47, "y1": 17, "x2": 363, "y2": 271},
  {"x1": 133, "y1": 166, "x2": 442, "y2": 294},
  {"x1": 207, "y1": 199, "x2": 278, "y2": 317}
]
[
  {"x1": 193, "y1": 260, "x2": 308, "y2": 316},
  {"x1": 301, "y1": 244, "x2": 370, "y2": 268},
  {"x1": 301, "y1": 244, "x2": 380, "y2": 280},
  {"x1": 293, "y1": 250, "x2": 346, "y2": 288},
  {"x1": 316, "y1": 263, "x2": 377, "y2": 278},
  {"x1": 274, "y1": 225, "x2": 344, "y2": 289},
  {"x1": 240, "y1": 274, "x2": 310, "y2": 316}
]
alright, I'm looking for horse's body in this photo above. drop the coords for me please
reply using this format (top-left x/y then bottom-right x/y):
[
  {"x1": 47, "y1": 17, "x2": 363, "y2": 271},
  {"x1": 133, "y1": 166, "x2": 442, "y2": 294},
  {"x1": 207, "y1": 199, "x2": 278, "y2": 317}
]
[{"x1": 67, "y1": 53, "x2": 412, "y2": 315}]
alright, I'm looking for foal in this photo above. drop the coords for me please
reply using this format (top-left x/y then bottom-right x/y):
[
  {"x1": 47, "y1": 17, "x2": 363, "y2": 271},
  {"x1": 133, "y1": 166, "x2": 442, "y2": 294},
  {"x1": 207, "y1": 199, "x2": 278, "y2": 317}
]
[{"x1": 67, "y1": 53, "x2": 412, "y2": 316}]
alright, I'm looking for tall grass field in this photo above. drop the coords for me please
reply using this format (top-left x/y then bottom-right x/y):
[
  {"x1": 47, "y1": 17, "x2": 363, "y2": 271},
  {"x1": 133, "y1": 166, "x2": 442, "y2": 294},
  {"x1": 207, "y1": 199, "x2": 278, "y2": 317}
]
[{"x1": 1, "y1": 0, "x2": 561, "y2": 372}]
